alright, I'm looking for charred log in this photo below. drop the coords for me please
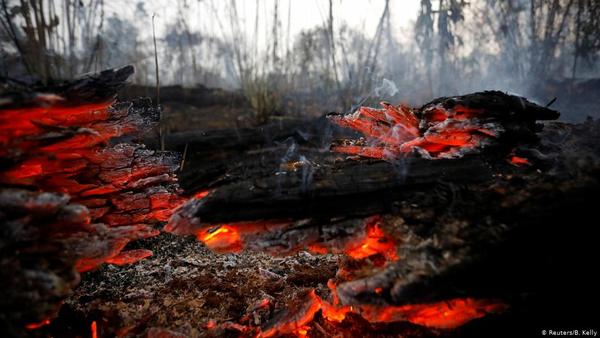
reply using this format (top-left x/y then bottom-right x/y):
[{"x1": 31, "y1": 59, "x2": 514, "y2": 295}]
[
  {"x1": 167, "y1": 156, "x2": 492, "y2": 231},
  {"x1": 163, "y1": 98, "x2": 599, "y2": 333},
  {"x1": 0, "y1": 66, "x2": 183, "y2": 336}
]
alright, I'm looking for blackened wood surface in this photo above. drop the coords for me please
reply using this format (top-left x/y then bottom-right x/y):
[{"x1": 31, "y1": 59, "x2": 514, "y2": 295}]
[{"x1": 193, "y1": 157, "x2": 492, "y2": 224}]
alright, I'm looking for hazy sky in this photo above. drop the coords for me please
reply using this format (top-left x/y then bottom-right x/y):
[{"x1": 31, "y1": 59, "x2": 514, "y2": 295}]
[{"x1": 105, "y1": 0, "x2": 422, "y2": 47}]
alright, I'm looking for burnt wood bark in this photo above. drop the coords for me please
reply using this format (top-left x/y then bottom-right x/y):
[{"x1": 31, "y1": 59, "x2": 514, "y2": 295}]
[
  {"x1": 170, "y1": 156, "x2": 492, "y2": 228},
  {"x1": 0, "y1": 65, "x2": 134, "y2": 108},
  {"x1": 172, "y1": 90, "x2": 559, "y2": 194},
  {"x1": 0, "y1": 67, "x2": 180, "y2": 336},
  {"x1": 335, "y1": 121, "x2": 600, "y2": 331},
  {"x1": 167, "y1": 119, "x2": 600, "y2": 332}
]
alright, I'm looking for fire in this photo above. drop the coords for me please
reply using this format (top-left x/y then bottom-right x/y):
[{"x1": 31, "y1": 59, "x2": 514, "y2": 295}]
[
  {"x1": 169, "y1": 211, "x2": 503, "y2": 335},
  {"x1": 105, "y1": 249, "x2": 153, "y2": 265},
  {"x1": 260, "y1": 290, "x2": 322, "y2": 338},
  {"x1": 329, "y1": 102, "x2": 502, "y2": 159},
  {"x1": 1, "y1": 98, "x2": 186, "y2": 275},
  {"x1": 183, "y1": 220, "x2": 292, "y2": 253},
  {"x1": 357, "y1": 298, "x2": 508, "y2": 329},
  {"x1": 306, "y1": 217, "x2": 398, "y2": 262},
  {"x1": 293, "y1": 326, "x2": 310, "y2": 338},
  {"x1": 509, "y1": 155, "x2": 531, "y2": 166},
  {"x1": 24, "y1": 318, "x2": 51, "y2": 330},
  {"x1": 193, "y1": 190, "x2": 211, "y2": 199},
  {"x1": 344, "y1": 221, "x2": 398, "y2": 261},
  {"x1": 91, "y1": 321, "x2": 98, "y2": 338},
  {"x1": 196, "y1": 225, "x2": 243, "y2": 252},
  {"x1": 259, "y1": 282, "x2": 506, "y2": 337},
  {"x1": 187, "y1": 216, "x2": 399, "y2": 264},
  {"x1": 204, "y1": 319, "x2": 217, "y2": 329}
]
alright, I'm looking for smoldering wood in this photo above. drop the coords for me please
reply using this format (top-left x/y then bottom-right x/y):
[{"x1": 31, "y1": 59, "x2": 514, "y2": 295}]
[
  {"x1": 169, "y1": 91, "x2": 561, "y2": 227},
  {"x1": 332, "y1": 121, "x2": 600, "y2": 330},
  {"x1": 169, "y1": 90, "x2": 559, "y2": 194},
  {"x1": 3, "y1": 65, "x2": 597, "y2": 336},
  {"x1": 0, "y1": 65, "x2": 134, "y2": 108},
  {"x1": 169, "y1": 119, "x2": 600, "y2": 331},
  {"x1": 65, "y1": 118, "x2": 600, "y2": 337},
  {"x1": 0, "y1": 67, "x2": 181, "y2": 336},
  {"x1": 176, "y1": 156, "x2": 492, "y2": 226},
  {"x1": 163, "y1": 91, "x2": 598, "y2": 330},
  {"x1": 419, "y1": 90, "x2": 560, "y2": 121}
]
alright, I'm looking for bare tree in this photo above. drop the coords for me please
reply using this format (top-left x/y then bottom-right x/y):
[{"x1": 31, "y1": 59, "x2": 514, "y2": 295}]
[{"x1": 0, "y1": 0, "x2": 105, "y2": 81}]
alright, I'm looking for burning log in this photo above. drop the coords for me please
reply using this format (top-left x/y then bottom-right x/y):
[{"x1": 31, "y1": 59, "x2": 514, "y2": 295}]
[
  {"x1": 167, "y1": 91, "x2": 559, "y2": 229},
  {"x1": 0, "y1": 66, "x2": 185, "y2": 335},
  {"x1": 162, "y1": 93, "x2": 598, "y2": 335},
  {"x1": 163, "y1": 116, "x2": 351, "y2": 193},
  {"x1": 3, "y1": 66, "x2": 597, "y2": 337},
  {"x1": 167, "y1": 156, "x2": 491, "y2": 230},
  {"x1": 328, "y1": 91, "x2": 559, "y2": 159},
  {"x1": 158, "y1": 119, "x2": 599, "y2": 335}
]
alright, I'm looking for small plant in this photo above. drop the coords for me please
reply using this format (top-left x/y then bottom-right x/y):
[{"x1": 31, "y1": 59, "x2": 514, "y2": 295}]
[{"x1": 241, "y1": 72, "x2": 284, "y2": 125}]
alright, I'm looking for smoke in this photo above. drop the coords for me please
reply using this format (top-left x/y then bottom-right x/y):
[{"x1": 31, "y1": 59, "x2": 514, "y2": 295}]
[
  {"x1": 299, "y1": 155, "x2": 314, "y2": 194},
  {"x1": 273, "y1": 138, "x2": 314, "y2": 194},
  {"x1": 373, "y1": 78, "x2": 399, "y2": 98}
]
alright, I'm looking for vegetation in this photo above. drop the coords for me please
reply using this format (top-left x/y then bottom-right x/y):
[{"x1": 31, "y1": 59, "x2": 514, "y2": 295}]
[{"x1": 1, "y1": 0, "x2": 599, "y2": 121}]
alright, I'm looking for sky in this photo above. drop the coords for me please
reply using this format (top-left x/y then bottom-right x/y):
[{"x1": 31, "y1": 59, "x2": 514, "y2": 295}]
[{"x1": 104, "y1": 0, "x2": 422, "y2": 49}]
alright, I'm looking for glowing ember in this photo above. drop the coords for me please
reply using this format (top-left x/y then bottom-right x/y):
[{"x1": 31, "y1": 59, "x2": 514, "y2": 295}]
[
  {"x1": 91, "y1": 321, "x2": 98, "y2": 338},
  {"x1": 293, "y1": 325, "x2": 310, "y2": 338},
  {"x1": 0, "y1": 98, "x2": 184, "y2": 278},
  {"x1": 260, "y1": 290, "x2": 322, "y2": 338},
  {"x1": 344, "y1": 220, "x2": 398, "y2": 261},
  {"x1": 0, "y1": 100, "x2": 184, "y2": 230},
  {"x1": 105, "y1": 249, "x2": 153, "y2": 265},
  {"x1": 24, "y1": 318, "x2": 51, "y2": 330},
  {"x1": 260, "y1": 283, "x2": 506, "y2": 336},
  {"x1": 329, "y1": 101, "x2": 503, "y2": 159},
  {"x1": 193, "y1": 190, "x2": 211, "y2": 199},
  {"x1": 204, "y1": 319, "x2": 217, "y2": 329},
  {"x1": 305, "y1": 216, "x2": 398, "y2": 262},
  {"x1": 196, "y1": 225, "x2": 243, "y2": 252},
  {"x1": 509, "y1": 155, "x2": 531, "y2": 166},
  {"x1": 356, "y1": 298, "x2": 508, "y2": 329}
]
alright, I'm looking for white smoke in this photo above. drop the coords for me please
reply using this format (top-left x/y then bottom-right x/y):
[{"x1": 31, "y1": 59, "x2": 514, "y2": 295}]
[{"x1": 373, "y1": 78, "x2": 399, "y2": 98}]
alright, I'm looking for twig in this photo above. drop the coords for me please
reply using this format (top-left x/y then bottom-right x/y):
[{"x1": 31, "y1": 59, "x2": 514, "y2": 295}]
[
  {"x1": 179, "y1": 142, "x2": 188, "y2": 172},
  {"x1": 152, "y1": 13, "x2": 163, "y2": 151}
]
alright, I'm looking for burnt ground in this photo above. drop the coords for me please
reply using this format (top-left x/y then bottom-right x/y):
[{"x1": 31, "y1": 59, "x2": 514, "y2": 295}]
[
  {"x1": 47, "y1": 119, "x2": 600, "y2": 338},
  {"x1": 51, "y1": 232, "x2": 340, "y2": 338}
]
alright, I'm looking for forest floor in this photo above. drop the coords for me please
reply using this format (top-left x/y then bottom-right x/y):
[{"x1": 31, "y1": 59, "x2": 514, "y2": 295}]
[{"x1": 58, "y1": 232, "x2": 340, "y2": 337}]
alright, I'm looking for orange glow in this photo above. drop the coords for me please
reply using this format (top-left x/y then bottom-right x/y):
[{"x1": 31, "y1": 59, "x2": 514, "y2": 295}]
[
  {"x1": 321, "y1": 296, "x2": 505, "y2": 329},
  {"x1": 509, "y1": 155, "x2": 531, "y2": 166},
  {"x1": 3, "y1": 161, "x2": 43, "y2": 179},
  {"x1": 257, "y1": 298, "x2": 271, "y2": 309},
  {"x1": 293, "y1": 325, "x2": 310, "y2": 338},
  {"x1": 307, "y1": 244, "x2": 329, "y2": 255},
  {"x1": 0, "y1": 99, "x2": 187, "y2": 273},
  {"x1": 91, "y1": 321, "x2": 97, "y2": 338},
  {"x1": 194, "y1": 190, "x2": 211, "y2": 199},
  {"x1": 306, "y1": 217, "x2": 398, "y2": 262},
  {"x1": 330, "y1": 102, "x2": 501, "y2": 159},
  {"x1": 259, "y1": 290, "x2": 322, "y2": 338},
  {"x1": 105, "y1": 249, "x2": 153, "y2": 265},
  {"x1": 25, "y1": 318, "x2": 51, "y2": 330},
  {"x1": 0, "y1": 101, "x2": 112, "y2": 148},
  {"x1": 358, "y1": 298, "x2": 508, "y2": 329},
  {"x1": 330, "y1": 145, "x2": 387, "y2": 159},
  {"x1": 321, "y1": 301, "x2": 352, "y2": 323},
  {"x1": 344, "y1": 221, "x2": 398, "y2": 261},
  {"x1": 205, "y1": 319, "x2": 217, "y2": 329},
  {"x1": 260, "y1": 283, "x2": 506, "y2": 335},
  {"x1": 196, "y1": 225, "x2": 242, "y2": 252}
]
